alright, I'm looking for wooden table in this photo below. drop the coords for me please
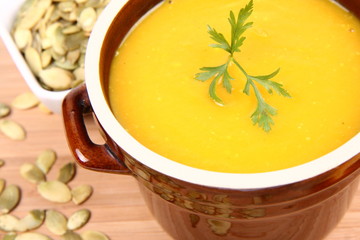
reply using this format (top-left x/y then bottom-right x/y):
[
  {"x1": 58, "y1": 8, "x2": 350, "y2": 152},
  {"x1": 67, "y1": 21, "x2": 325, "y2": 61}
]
[{"x1": 0, "y1": 38, "x2": 359, "y2": 240}]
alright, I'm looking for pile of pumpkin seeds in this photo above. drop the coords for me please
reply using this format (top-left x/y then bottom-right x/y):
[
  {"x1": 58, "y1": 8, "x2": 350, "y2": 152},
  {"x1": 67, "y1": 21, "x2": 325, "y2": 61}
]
[
  {"x1": 11, "y1": 0, "x2": 110, "y2": 91},
  {"x1": 0, "y1": 95, "x2": 110, "y2": 240},
  {"x1": 0, "y1": 151, "x2": 110, "y2": 240},
  {"x1": 20, "y1": 149, "x2": 93, "y2": 205}
]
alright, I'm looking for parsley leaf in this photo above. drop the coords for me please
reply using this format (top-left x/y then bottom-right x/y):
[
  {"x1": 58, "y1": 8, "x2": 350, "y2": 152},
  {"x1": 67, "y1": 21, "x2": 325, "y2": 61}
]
[{"x1": 195, "y1": 0, "x2": 291, "y2": 132}]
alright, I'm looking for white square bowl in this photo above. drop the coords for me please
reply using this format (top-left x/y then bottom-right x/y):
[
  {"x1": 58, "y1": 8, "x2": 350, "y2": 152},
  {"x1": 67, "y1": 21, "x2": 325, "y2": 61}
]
[{"x1": 0, "y1": 0, "x2": 71, "y2": 114}]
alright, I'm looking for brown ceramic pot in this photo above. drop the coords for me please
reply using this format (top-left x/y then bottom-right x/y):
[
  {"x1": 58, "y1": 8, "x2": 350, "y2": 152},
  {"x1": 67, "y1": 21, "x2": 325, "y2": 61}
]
[{"x1": 62, "y1": 0, "x2": 360, "y2": 239}]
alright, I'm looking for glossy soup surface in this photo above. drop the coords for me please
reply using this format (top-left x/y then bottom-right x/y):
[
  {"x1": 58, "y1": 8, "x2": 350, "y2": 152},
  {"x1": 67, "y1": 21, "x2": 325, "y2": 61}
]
[{"x1": 109, "y1": 0, "x2": 360, "y2": 173}]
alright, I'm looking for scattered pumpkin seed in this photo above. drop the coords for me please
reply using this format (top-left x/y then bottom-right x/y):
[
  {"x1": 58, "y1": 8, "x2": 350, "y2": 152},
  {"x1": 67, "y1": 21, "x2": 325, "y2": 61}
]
[
  {"x1": 62, "y1": 230, "x2": 82, "y2": 240},
  {"x1": 81, "y1": 230, "x2": 110, "y2": 240},
  {"x1": 15, "y1": 232, "x2": 52, "y2": 240},
  {"x1": 12, "y1": 92, "x2": 40, "y2": 110},
  {"x1": 17, "y1": 209, "x2": 45, "y2": 232},
  {"x1": 0, "y1": 103, "x2": 11, "y2": 118},
  {"x1": 36, "y1": 149, "x2": 57, "y2": 174},
  {"x1": 37, "y1": 180, "x2": 71, "y2": 203},
  {"x1": 0, "y1": 185, "x2": 21, "y2": 214},
  {"x1": 57, "y1": 162, "x2": 76, "y2": 183},
  {"x1": 71, "y1": 184, "x2": 93, "y2": 205},
  {"x1": 20, "y1": 163, "x2": 46, "y2": 184},
  {"x1": 0, "y1": 119, "x2": 26, "y2": 141},
  {"x1": 0, "y1": 214, "x2": 20, "y2": 232},
  {"x1": 45, "y1": 209, "x2": 68, "y2": 235},
  {"x1": 67, "y1": 209, "x2": 91, "y2": 230}
]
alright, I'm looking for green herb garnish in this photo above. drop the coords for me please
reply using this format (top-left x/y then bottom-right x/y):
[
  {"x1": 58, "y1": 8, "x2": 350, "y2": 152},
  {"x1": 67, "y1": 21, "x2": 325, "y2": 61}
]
[{"x1": 195, "y1": 0, "x2": 291, "y2": 132}]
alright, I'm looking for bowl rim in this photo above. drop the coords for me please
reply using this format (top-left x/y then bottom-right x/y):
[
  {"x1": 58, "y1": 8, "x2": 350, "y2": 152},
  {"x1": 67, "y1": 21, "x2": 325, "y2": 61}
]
[{"x1": 86, "y1": 0, "x2": 360, "y2": 189}]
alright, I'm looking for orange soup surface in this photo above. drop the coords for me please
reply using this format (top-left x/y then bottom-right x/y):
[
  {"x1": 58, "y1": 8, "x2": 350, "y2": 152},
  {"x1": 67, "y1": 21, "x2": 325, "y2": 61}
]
[{"x1": 109, "y1": 0, "x2": 360, "y2": 173}]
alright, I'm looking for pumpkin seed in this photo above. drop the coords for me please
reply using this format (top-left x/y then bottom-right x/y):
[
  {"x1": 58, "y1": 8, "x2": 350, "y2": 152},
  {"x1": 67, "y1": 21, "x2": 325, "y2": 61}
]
[
  {"x1": 24, "y1": 47, "x2": 42, "y2": 76},
  {"x1": 41, "y1": 49, "x2": 52, "y2": 68},
  {"x1": 49, "y1": 5, "x2": 61, "y2": 22},
  {"x1": 45, "y1": 209, "x2": 67, "y2": 235},
  {"x1": 38, "y1": 67, "x2": 73, "y2": 90},
  {"x1": 78, "y1": 7, "x2": 97, "y2": 32},
  {"x1": 0, "y1": 214, "x2": 20, "y2": 232},
  {"x1": 67, "y1": 49, "x2": 81, "y2": 64},
  {"x1": 50, "y1": 48, "x2": 64, "y2": 61},
  {"x1": 15, "y1": 232, "x2": 52, "y2": 240},
  {"x1": 42, "y1": 3, "x2": 55, "y2": 24},
  {"x1": 71, "y1": 184, "x2": 93, "y2": 205},
  {"x1": 62, "y1": 230, "x2": 82, "y2": 240},
  {"x1": 73, "y1": 67, "x2": 84, "y2": 81},
  {"x1": 16, "y1": 0, "x2": 52, "y2": 30},
  {"x1": 81, "y1": 230, "x2": 110, "y2": 240},
  {"x1": 0, "y1": 185, "x2": 21, "y2": 214},
  {"x1": 0, "y1": 179, "x2": 5, "y2": 194},
  {"x1": 0, "y1": 159, "x2": 5, "y2": 167},
  {"x1": 78, "y1": 53, "x2": 85, "y2": 67},
  {"x1": 57, "y1": 162, "x2": 76, "y2": 183},
  {"x1": 12, "y1": 92, "x2": 40, "y2": 110},
  {"x1": 46, "y1": 22, "x2": 66, "y2": 56},
  {"x1": 13, "y1": 29, "x2": 32, "y2": 50},
  {"x1": 20, "y1": 163, "x2": 46, "y2": 184},
  {"x1": 36, "y1": 149, "x2": 57, "y2": 174},
  {"x1": 2, "y1": 233, "x2": 17, "y2": 240},
  {"x1": 67, "y1": 209, "x2": 91, "y2": 230},
  {"x1": 32, "y1": 32, "x2": 43, "y2": 53},
  {"x1": 37, "y1": 180, "x2": 71, "y2": 203},
  {"x1": 0, "y1": 103, "x2": 11, "y2": 118},
  {"x1": 17, "y1": 209, "x2": 45, "y2": 232},
  {"x1": 0, "y1": 119, "x2": 26, "y2": 140},
  {"x1": 64, "y1": 31, "x2": 86, "y2": 51}
]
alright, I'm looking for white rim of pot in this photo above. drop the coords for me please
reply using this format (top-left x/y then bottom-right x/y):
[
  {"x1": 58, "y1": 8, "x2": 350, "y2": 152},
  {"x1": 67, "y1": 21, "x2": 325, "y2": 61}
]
[{"x1": 86, "y1": 0, "x2": 360, "y2": 190}]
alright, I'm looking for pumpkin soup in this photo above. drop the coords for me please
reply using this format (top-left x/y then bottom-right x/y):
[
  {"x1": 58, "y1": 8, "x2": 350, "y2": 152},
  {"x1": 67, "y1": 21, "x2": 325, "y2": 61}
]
[{"x1": 108, "y1": 0, "x2": 360, "y2": 173}]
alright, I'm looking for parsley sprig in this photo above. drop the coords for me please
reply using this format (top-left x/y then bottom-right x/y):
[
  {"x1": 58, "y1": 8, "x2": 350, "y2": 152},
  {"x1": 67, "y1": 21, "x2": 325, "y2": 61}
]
[{"x1": 195, "y1": 0, "x2": 291, "y2": 132}]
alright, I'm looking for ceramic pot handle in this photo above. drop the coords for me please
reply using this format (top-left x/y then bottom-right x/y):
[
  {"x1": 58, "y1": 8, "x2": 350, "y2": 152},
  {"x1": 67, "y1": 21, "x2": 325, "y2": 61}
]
[{"x1": 62, "y1": 84, "x2": 130, "y2": 174}]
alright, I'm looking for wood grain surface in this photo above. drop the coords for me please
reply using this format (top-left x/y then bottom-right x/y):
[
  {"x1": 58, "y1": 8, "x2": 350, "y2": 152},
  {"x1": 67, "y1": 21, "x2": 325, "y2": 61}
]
[{"x1": 0, "y1": 38, "x2": 359, "y2": 240}]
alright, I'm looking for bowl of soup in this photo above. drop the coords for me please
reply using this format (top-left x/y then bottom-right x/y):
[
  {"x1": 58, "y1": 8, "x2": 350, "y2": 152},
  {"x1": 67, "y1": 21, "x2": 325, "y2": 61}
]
[{"x1": 62, "y1": 0, "x2": 360, "y2": 239}]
